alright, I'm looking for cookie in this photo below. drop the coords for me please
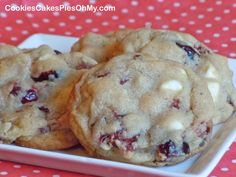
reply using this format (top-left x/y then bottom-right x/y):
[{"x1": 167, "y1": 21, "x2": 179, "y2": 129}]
[
  {"x1": 71, "y1": 28, "x2": 236, "y2": 124},
  {"x1": 0, "y1": 45, "x2": 97, "y2": 150},
  {"x1": 69, "y1": 53, "x2": 214, "y2": 166},
  {"x1": 71, "y1": 29, "x2": 131, "y2": 63},
  {"x1": 0, "y1": 44, "x2": 22, "y2": 59}
]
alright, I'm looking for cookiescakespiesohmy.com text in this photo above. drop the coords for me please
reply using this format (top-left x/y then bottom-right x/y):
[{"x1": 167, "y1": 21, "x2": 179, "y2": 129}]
[{"x1": 5, "y1": 4, "x2": 116, "y2": 13}]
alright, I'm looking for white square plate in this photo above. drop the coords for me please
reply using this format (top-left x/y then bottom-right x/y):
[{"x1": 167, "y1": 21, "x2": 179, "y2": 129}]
[{"x1": 0, "y1": 33, "x2": 236, "y2": 177}]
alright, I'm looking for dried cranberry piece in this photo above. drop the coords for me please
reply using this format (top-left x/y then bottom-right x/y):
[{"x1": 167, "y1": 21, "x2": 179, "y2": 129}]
[
  {"x1": 21, "y1": 89, "x2": 38, "y2": 104},
  {"x1": 38, "y1": 106, "x2": 50, "y2": 113},
  {"x1": 99, "y1": 130, "x2": 139, "y2": 151},
  {"x1": 158, "y1": 140, "x2": 178, "y2": 158},
  {"x1": 10, "y1": 85, "x2": 21, "y2": 96},
  {"x1": 176, "y1": 42, "x2": 199, "y2": 60},
  {"x1": 96, "y1": 71, "x2": 110, "y2": 78},
  {"x1": 39, "y1": 126, "x2": 50, "y2": 134},
  {"x1": 182, "y1": 142, "x2": 190, "y2": 154},
  {"x1": 112, "y1": 110, "x2": 125, "y2": 119},
  {"x1": 227, "y1": 96, "x2": 235, "y2": 107},
  {"x1": 171, "y1": 98, "x2": 181, "y2": 109},
  {"x1": 76, "y1": 61, "x2": 94, "y2": 70},
  {"x1": 133, "y1": 54, "x2": 141, "y2": 60},
  {"x1": 195, "y1": 121, "x2": 212, "y2": 139},
  {"x1": 32, "y1": 70, "x2": 58, "y2": 82},
  {"x1": 120, "y1": 77, "x2": 129, "y2": 85},
  {"x1": 54, "y1": 50, "x2": 62, "y2": 55}
]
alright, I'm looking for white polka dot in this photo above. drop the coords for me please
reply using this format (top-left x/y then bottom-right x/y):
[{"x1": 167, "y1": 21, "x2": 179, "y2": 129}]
[
  {"x1": 232, "y1": 19, "x2": 236, "y2": 24},
  {"x1": 121, "y1": 8, "x2": 128, "y2": 13},
  {"x1": 128, "y1": 19, "x2": 135, "y2": 23},
  {"x1": 210, "y1": 176, "x2": 217, "y2": 177},
  {"x1": 75, "y1": 25, "x2": 82, "y2": 30},
  {"x1": 147, "y1": 6, "x2": 155, "y2": 11},
  {"x1": 89, "y1": 0, "x2": 96, "y2": 4},
  {"x1": 205, "y1": 23, "x2": 212, "y2": 28},
  {"x1": 69, "y1": 15, "x2": 76, "y2": 20},
  {"x1": 224, "y1": 9, "x2": 230, "y2": 14},
  {"x1": 10, "y1": 37, "x2": 18, "y2": 41},
  {"x1": 162, "y1": 25, "x2": 169, "y2": 29},
  {"x1": 131, "y1": 1, "x2": 138, "y2": 6},
  {"x1": 0, "y1": 171, "x2": 8, "y2": 175},
  {"x1": 196, "y1": 29, "x2": 203, "y2": 34},
  {"x1": 48, "y1": 28, "x2": 55, "y2": 32},
  {"x1": 233, "y1": 3, "x2": 236, "y2": 7},
  {"x1": 230, "y1": 37, "x2": 236, "y2": 41},
  {"x1": 13, "y1": 164, "x2": 21, "y2": 168},
  {"x1": 138, "y1": 12, "x2": 145, "y2": 17},
  {"x1": 26, "y1": 13, "x2": 34, "y2": 18},
  {"x1": 0, "y1": 12, "x2": 7, "y2": 18},
  {"x1": 32, "y1": 23, "x2": 39, "y2": 28},
  {"x1": 221, "y1": 44, "x2": 228, "y2": 47},
  {"x1": 52, "y1": 175, "x2": 60, "y2": 177},
  {"x1": 199, "y1": 0, "x2": 206, "y2": 3},
  {"x1": 171, "y1": 18, "x2": 178, "y2": 23},
  {"x1": 59, "y1": 22, "x2": 66, "y2": 27},
  {"x1": 230, "y1": 53, "x2": 236, "y2": 57},
  {"x1": 112, "y1": 15, "x2": 119, "y2": 20},
  {"x1": 207, "y1": 7, "x2": 214, "y2": 12},
  {"x1": 21, "y1": 30, "x2": 29, "y2": 35},
  {"x1": 232, "y1": 159, "x2": 236, "y2": 163},
  {"x1": 21, "y1": 176, "x2": 27, "y2": 177},
  {"x1": 222, "y1": 27, "x2": 229, "y2": 31},
  {"x1": 181, "y1": 12, "x2": 188, "y2": 17},
  {"x1": 157, "y1": 0, "x2": 164, "y2": 2},
  {"x1": 85, "y1": 19, "x2": 92, "y2": 23},
  {"x1": 214, "y1": 16, "x2": 221, "y2": 21},
  {"x1": 91, "y1": 28, "x2": 99, "y2": 32},
  {"x1": 53, "y1": 11, "x2": 60, "y2": 16},
  {"x1": 37, "y1": 2, "x2": 45, "y2": 8},
  {"x1": 102, "y1": 21, "x2": 109, "y2": 26},
  {"x1": 173, "y1": 2, "x2": 181, "y2": 7},
  {"x1": 179, "y1": 27, "x2": 186, "y2": 31},
  {"x1": 118, "y1": 25, "x2": 126, "y2": 29},
  {"x1": 95, "y1": 12, "x2": 102, "y2": 16},
  {"x1": 63, "y1": 1, "x2": 70, "y2": 6},
  {"x1": 204, "y1": 39, "x2": 211, "y2": 43},
  {"x1": 190, "y1": 5, "x2": 197, "y2": 10},
  {"x1": 16, "y1": 19, "x2": 23, "y2": 24},
  {"x1": 33, "y1": 170, "x2": 40, "y2": 173},
  {"x1": 155, "y1": 16, "x2": 162, "y2": 20},
  {"x1": 5, "y1": 26, "x2": 12, "y2": 31},
  {"x1": 164, "y1": 9, "x2": 171, "y2": 14},
  {"x1": 213, "y1": 33, "x2": 220, "y2": 38},
  {"x1": 188, "y1": 21, "x2": 195, "y2": 25},
  {"x1": 65, "y1": 31, "x2": 72, "y2": 36},
  {"x1": 221, "y1": 167, "x2": 229, "y2": 171},
  {"x1": 43, "y1": 18, "x2": 50, "y2": 23},
  {"x1": 216, "y1": 1, "x2": 222, "y2": 5},
  {"x1": 213, "y1": 49, "x2": 218, "y2": 53},
  {"x1": 198, "y1": 14, "x2": 204, "y2": 19}
]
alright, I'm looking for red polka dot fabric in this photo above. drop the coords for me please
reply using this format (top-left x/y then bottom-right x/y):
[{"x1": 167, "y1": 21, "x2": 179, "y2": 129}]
[{"x1": 0, "y1": 0, "x2": 236, "y2": 177}]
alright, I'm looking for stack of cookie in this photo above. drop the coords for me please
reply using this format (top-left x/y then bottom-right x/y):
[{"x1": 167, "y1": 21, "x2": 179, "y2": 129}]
[{"x1": 0, "y1": 28, "x2": 235, "y2": 167}]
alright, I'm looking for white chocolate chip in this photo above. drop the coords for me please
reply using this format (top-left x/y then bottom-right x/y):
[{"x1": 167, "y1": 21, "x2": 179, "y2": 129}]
[
  {"x1": 205, "y1": 64, "x2": 218, "y2": 79},
  {"x1": 168, "y1": 120, "x2": 184, "y2": 130},
  {"x1": 160, "y1": 80, "x2": 183, "y2": 91},
  {"x1": 207, "y1": 82, "x2": 220, "y2": 103},
  {"x1": 180, "y1": 69, "x2": 188, "y2": 77}
]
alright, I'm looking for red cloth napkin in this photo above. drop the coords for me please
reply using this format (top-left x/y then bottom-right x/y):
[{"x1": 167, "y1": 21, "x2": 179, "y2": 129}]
[{"x1": 0, "y1": 0, "x2": 236, "y2": 177}]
